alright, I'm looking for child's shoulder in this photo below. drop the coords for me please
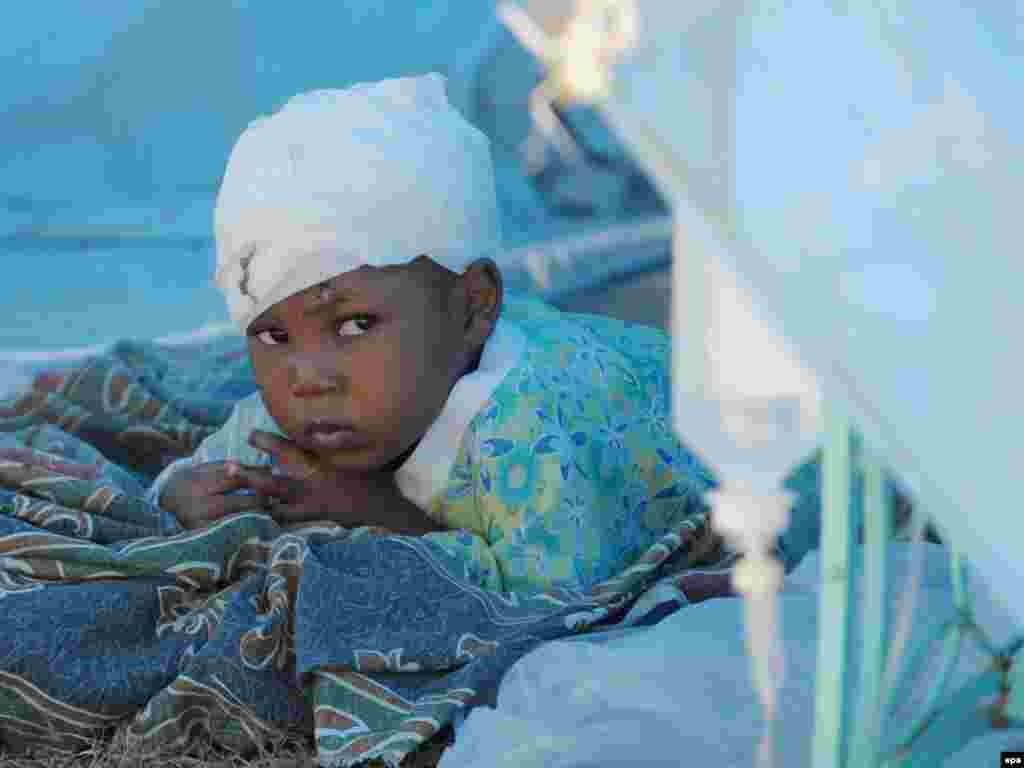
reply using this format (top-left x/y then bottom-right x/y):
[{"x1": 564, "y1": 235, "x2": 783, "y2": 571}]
[
  {"x1": 479, "y1": 295, "x2": 672, "y2": 433},
  {"x1": 502, "y1": 294, "x2": 671, "y2": 371}
]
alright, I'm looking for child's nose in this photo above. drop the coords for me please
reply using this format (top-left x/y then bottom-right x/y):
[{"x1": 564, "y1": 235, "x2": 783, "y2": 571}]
[{"x1": 289, "y1": 355, "x2": 345, "y2": 398}]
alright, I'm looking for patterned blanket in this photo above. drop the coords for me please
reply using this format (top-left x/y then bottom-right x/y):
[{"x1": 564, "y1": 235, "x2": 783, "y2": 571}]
[{"x1": 0, "y1": 335, "x2": 722, "y2": 767}]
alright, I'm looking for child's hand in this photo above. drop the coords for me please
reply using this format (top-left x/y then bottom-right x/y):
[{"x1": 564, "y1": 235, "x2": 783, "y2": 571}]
[
  {"x1": 241, "y1": 430, "x2": 444, "y2": 534},
  {"x1": 161, "y1": 461, "x2": 285, "y2": 530}
]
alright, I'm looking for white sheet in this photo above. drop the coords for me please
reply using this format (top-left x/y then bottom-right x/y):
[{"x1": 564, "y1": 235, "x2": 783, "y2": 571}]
[{"x1": 441, "y1": 544, "x2": 1024, "y2": 768}]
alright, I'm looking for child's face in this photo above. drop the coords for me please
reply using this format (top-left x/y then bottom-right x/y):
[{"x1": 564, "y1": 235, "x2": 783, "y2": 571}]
[{"x1": 245, "y1": 256, "x2": 493, "y2": 472}]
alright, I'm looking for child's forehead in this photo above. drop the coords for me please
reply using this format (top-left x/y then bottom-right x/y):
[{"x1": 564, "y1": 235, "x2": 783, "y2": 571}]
[
  {"x1": 311, "y1": 266, "x2": 378, "y2": 297},
  {"x1": 284, "y1": 260, "x2": 437, "y2": 314},
  {"x1": 311, "y1": 261, "x2": 420, "y2": 295}
]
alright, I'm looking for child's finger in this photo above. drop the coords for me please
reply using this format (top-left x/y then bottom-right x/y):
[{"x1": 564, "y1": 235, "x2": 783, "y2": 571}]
[
  {"x1": 199, "y1": 461, "x2": 256, "y2": 494},
  {"x1": 248, "y1": 430, "x2": 289, "y2": 457},
  {"x1": 227, "y1": 463, "x2": 301, "y2": 501},
  {"x1": 249, "y1": 431, "x2": 318, "y2": 476},
  {"x1": 197, "y1": 461, "x2": 279, "y2": 497}
]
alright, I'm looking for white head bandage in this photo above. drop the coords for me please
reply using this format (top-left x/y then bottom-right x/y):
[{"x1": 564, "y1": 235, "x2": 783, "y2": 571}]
[{"x1": 214, "y1": 72, "x2": 502, "y2": 332}]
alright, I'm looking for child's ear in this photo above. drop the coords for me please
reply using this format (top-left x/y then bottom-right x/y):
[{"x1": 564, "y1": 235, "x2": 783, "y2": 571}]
[{"x1": 458, "y1": 259, "x2": 503, "y2": 344}]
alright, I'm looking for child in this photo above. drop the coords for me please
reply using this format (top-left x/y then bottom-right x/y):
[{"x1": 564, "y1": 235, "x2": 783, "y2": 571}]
[{"x1": 147, "y1": 73, "x2": 765, "y2": 593}]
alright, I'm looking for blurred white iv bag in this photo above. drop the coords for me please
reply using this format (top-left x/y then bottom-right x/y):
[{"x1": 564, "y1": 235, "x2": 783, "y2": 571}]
[{"x1": 672, "y1": 214, "x2": 823, "y2": 768}]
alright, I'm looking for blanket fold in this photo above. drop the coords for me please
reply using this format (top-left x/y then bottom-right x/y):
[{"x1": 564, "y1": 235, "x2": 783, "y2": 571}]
[{"x1": 0, "y1": 334, "x2": 721, "y2": 767}]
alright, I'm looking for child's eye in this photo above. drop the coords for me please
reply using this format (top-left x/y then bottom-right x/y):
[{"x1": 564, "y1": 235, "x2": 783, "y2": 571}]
[
  {"x1": 338, "y1": 316, "x2": 375, "y2": 337},
  {"x1": 254, "y1": 330, "x2": 288, "y2": 346}
]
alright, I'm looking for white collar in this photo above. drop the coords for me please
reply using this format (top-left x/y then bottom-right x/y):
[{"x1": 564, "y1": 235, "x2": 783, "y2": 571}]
[{"x1": 395, "y1": 315, "x2": 525, "y2": 509}]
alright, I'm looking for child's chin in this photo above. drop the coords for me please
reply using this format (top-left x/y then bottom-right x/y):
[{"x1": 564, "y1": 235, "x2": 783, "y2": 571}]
[{"x1": 319, "y1": 448, "x2": 381, "y2": 473}]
